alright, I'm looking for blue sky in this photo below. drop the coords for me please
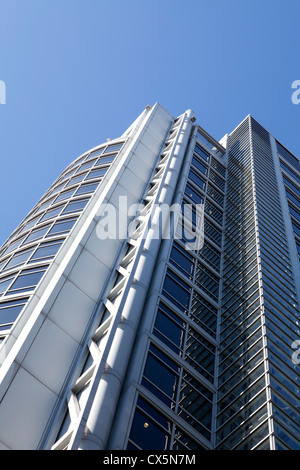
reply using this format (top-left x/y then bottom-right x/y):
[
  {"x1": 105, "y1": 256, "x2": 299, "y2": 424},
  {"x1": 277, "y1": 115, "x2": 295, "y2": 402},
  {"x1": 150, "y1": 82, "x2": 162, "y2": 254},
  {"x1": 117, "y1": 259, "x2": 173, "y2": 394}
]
[{"x1": 0, "y1": 0, "x2": 299, "y2": 245}]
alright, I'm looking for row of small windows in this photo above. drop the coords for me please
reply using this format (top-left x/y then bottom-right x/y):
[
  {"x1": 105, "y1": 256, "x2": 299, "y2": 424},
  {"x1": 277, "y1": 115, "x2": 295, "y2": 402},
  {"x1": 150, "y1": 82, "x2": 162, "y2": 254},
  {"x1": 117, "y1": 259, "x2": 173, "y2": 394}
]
[
  {"x1": 0, "y1": 149, "x2": 119, "y2": 343},
  {"x1": 35, "y1": 161, "x2": 110, "y2": 215},
  {"x1": 280, "y1": 159, "x2": 300, "y2": 186},
  {"x1": 14, "y1": 197, "x2": 90, "y2": 243},
  {"x1": 2, "y1": 180, "x2": 99, "y2": 259},
  {"x1": 2, "y1": 148, "x2": 120, "y2": 253},
  {"x1": 277, "y1": 141, "x2": 300, "y2": 172},
  {"x1": 0, "y1": 265, "x2": 47, "y2": 299},
  {"x1": 0, "y1": 216, "x2": 77, "y2": 263},
  {"x1": 0, "y1": 239, "x2": 63, "y2": 275},
  {"x1": 53, "y1": 141, "x2": 124, "y2": 188}
]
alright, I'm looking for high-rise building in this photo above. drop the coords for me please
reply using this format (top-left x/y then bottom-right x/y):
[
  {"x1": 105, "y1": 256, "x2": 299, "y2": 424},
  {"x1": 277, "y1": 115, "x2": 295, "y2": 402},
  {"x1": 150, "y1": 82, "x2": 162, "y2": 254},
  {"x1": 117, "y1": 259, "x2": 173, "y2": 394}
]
[{"x1": 0, "y1": 103, "x2": 299, "y2": 450}]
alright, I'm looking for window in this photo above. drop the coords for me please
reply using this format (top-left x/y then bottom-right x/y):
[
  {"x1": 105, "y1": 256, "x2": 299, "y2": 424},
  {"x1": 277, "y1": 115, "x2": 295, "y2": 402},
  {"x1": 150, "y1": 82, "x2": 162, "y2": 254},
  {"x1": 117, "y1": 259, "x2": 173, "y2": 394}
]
[
  {"x1": 194, "y1": 143, "x2": 210, "y2": 161},
  {"x1": 55, "y1": 189, "x2": 74, "y2": 203},
  {"x1": 0, "y1": 298, "x2": 28, "y2": 329},
  {"x1": 292, "y1": 221, "x2": 300, "y2": 237},
  {"x1": 7, "y1": 267, "x2": 47, "y2": 295},
  {"x1": 162, "y1": 268, "x2": 191, "y2": 313},
  {"x1": 40, "y1": 206, "x2": 63, "y2": 222},
  {"x1": 142, "y1": 344, "x2": 179, "y2": 407},
  {"x1": 169, "y1": 243, "x2": 195, "y2": 280},
  {"x1": 127, "y1": 397, "x2": 172, "y2": 450},
  {"x1": 195, "y1": 263, "x2": 219, "y2": 301},
  {"x1": 205, "y1": 200, "x2": 223, "y2": 225},
  {"x1": 153, "y1": 302, "x2": 186, "y2": 354},
  {"x1": 86, "y1": 167, "x2": 108, "y2": 180},
  {"x1": 65, "y1": 173, "x2": 86, "y2": 187},
  {"x1": 206, "y1": 184, "x2": 224, "y2": 207},
  {"x1": 190, "y1": 292, "x2": 218, "y2": 338},
  {"x1": 103, "y1": 143, "x2": 123, "y2": 153},
  {"x1": 46, "y1": 218, "x2": 77, "y2": 237},
  {"x1": 75, "y1": 182, "x2": 99, "y2": 195},
  {"x1": 184, "y1": 181, "x2": 204, "y2": 205},
  {"x1": 95, "y1": 155, "x2": 115, "y2": 166},
  {"x1": 3, "y1": 248, "x2": 34, "y2": 271},
  {"x1": 283, "y1": 176, "x2": 300, "y2": 197},
  {"x1": 62, "y1": 198, "x2": 89, "y2": 214},
  {"x1": 288, "y1": 203, "x2": 300, "y2": 223},
  {"x1": 211, "y1": 157, "x2": 226, "y2": 177},
  {"x1": 191, "y1": 155, "x2": 208, "y2": 175},
  {"x1": 24, "y1": 225, "x2": 50, "y2": 244},
  {"x1": 29, "y1": 240, "x2": 63, "y2": 263},
  {"x1": 188, "y1": 168, "x2": 206, "y2": 191},
  {"x1": 0, "y1": 276, "x2": 14, "y2": 296}
]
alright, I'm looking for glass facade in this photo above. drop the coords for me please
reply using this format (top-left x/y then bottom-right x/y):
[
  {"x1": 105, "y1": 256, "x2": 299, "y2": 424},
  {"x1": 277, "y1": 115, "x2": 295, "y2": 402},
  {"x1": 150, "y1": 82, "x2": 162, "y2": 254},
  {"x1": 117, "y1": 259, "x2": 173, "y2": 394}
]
[
  {"x1": 0, "y1": 141, "x2": 125, "y2": 345},
  {"x1": 126, "y1": 130, "x2": 226, "y2": 451}
]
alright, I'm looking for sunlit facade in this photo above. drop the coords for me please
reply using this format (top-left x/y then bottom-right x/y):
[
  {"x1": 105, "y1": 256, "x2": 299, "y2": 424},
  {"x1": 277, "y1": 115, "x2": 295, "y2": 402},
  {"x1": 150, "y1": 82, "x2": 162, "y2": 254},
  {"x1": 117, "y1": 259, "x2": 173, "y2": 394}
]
[{"x1": 0, "y1": 103, "x2": 298, "y2": 450}]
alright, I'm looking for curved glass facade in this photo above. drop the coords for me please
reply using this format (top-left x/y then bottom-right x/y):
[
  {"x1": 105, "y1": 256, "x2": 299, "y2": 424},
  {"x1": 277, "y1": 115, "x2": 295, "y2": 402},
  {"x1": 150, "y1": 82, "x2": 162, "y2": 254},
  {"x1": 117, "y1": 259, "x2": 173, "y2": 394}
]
[{"x1": 0, "y1": 140, "x2": 125, "y2": 347}]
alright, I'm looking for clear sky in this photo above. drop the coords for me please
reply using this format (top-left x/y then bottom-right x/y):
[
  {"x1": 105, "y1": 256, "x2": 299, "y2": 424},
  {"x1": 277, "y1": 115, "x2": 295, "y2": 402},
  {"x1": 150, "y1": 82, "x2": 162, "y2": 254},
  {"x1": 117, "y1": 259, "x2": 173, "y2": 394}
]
[{"x1": 0, "y1": 0, "x2": 299, "y2": 245}]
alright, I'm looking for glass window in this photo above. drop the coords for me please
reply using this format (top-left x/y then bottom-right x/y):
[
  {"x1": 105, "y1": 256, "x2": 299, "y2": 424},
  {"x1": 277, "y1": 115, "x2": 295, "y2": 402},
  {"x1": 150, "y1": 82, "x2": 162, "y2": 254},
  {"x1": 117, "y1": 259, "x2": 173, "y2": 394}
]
[
  {"x1": 8, "y1": 267, "x2": 46, "y2": 294},
  {"x1": 288, "y1": 204, "x2": 300, "y2": 222},
  {"x1": 169, "y1": 243, "x2": 195, "y2": 280},
  {"x1": 0, "y1": 276, "x2": 14, "y2": 295},
  {"x1": 62, "y1": 198, "x2": 89, "y2": 214},
  {"x1": 65, "y1": 173, "x2": 86, "y2": 187},
  {"x1": 190, "y1": 292, "x2": 218, "y2": 338},
  {"x1": 184, "y1": 181, "x2": 204, "y2": 205},
  {"x1": 95, "y1": 155, "x2": 115, "y2": 166},
  {"x1": 153, "y1": 303, "x2": 186, "y2": 354},
  {"x1": 75, "y1": 182, "x2": 99, "y2": 195},
  {"x1": 1, "y1": 235, "x2": 27, "y2": 256},
  {"x1": 283, "y1": 176, "x2": 300, "y2": 197},
  {"x1": 188, "y1": 168, "x2": 206, "y2": 190},
  {"x1": 142, "y1": 349, "x2": 179, "y2": 407},
  {"x1": 86, "y1": 167, "x2": 108, "y2": 180},
  {"x1": 24, "y1": 225, "x2": 50, "y2": 244},
  {"x1": 29, "y1": 241, "x2": 63, "y2": 262},
  {"x1": 40, "y1": 206, "x2": 63, "y2": 222},
  {"x1": 211, "y1": 157, "x2": 226, "y2": 177},
  {"x1": 55, "y1": 189, "x2": 74, "y2": 203},
  {"x1": 3, "y1": 249, "x2": 34, "y2": 271},
  {"x1": 206, "y1": 184, "x2": 224, "y2": 207},
  {"x1": 280, "y1": 160, "x2": 300, "y2": 184},
  {"x1": 191, "y1": 155, "x2": 208, "y2": 175},
  {"x1": 127, "y1": 397, "x2": 172, "y2": 450},
  {"x1": 103, "y1": 143, "x2": 123, "y2": 153},
  {"x1": 292, "y1": 221, "x2": 300, "y2": 237},
  {"x1": 194, "y1": 143, "x2": 210, "y2": 161},
  {"x1": 46, "y1": 218, "x2": 77, "y2": 237},
  {"x1": 0, "y1": 298, "x2": 28, "y2": 326},
  {"x1": 76, "y1": 159, "x2": 96, "y2": 172},
  {"x1": 205, "y1": 200, "x2": 223, "y2": 225},
  {"x1": 286, "y1": 189, "x2": 300, "y2": 206},
  {"x1": 162, "y1": 269, "x2": 191, "y2": 313}
]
